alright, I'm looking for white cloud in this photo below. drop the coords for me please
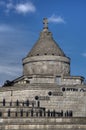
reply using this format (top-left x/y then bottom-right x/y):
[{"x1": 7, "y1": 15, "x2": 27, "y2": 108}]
[
  {"x1": 0, "y1": 1, "x2": 36, "y2": 15},
  {"x1": 48, "y1": 15, "x2": 65, "y2": 24},
  {"x1": 15, "y1": 2, "x2": 36, "y2": 14}
]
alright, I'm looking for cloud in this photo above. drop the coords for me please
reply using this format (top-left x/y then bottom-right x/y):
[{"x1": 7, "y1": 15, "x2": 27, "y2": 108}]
[
  {"x1": 48, "y1": 15, "x2": 65, "y2": 24},
  {"x1": 15, "y1": 2, "x2": 36, "y2": 14},
  {"x1": 0, "y1": 1, "x2": 36, "y2": 15}
]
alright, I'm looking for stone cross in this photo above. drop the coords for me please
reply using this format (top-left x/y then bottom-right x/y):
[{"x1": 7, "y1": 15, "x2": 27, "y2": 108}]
[{"x1": 43, "y1": 18, "x2": 48, "y2": 29}]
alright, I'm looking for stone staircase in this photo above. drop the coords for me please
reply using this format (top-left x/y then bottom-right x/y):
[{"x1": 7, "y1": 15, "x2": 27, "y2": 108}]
[{"x1": 0, "y1": 117, "x2": 86, "y2": 130}]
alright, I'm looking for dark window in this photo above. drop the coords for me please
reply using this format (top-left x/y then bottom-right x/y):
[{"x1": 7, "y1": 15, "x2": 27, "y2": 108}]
[
  {"x1": 52, "y1": 53, "x2": 54, "y2": 55},
  {"x1": 37, "y1": 54, "x2": 39, "y2": 56},
  {"x1": 44, "y1": 53, "x2": 47, "y2": 55}
]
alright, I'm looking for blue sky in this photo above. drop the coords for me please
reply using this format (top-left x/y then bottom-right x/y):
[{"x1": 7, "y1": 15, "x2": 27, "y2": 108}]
[{"x1": 0, "y1": 0, "x2": 86, "y2": 85}]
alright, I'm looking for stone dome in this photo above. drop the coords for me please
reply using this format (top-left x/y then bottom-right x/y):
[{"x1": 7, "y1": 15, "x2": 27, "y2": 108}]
[
  {"x1": 23, "y1": 18, "x2": 70, "y2": 76},
  {"x1": 27, "y1": 19, "x2": 65, "y2": 57}
]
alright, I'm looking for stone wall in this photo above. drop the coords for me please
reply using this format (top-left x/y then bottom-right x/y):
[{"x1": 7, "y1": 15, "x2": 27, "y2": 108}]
[
  {"x1": 23, "y1": 56, "x2": 70, "y2": 76},
  {"x1": 0, "y1": 84, "x2": 86, "y2": 117}
]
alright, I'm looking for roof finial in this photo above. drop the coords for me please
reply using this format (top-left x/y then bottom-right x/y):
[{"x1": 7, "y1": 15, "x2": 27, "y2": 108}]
[{"x1": 43, "y1": 18, "x2": 48, "y2": 29}]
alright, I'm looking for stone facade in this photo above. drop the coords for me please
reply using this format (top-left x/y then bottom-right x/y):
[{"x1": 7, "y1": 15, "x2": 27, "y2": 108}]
[
  {"x1": 0, "y1": 18, "x2": 86, "y2": 130},
  {"x1": 23, "y1": 56, "x2": 70, "y2": 76}
]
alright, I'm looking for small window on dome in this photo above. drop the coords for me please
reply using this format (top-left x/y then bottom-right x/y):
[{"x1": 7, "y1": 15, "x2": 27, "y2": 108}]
[
  {"x1": 37, "y1": 54, "x2": 39, "y2": 56},
  {"x1": 52, "y1": 53, "x2": 54, "y2": 55},
  {"x1": 44, "y1": 53, "x2": 47, "y2": 55}
]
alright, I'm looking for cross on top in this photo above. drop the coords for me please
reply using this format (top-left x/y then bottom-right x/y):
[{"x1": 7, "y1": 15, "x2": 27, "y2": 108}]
[{"x1": 43, "y1": 18, "x2": 48, "y2": 29}]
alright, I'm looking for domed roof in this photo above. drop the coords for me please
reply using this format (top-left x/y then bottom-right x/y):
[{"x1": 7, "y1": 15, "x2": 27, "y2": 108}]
[{"x1": 27, "y1": 18, "x2": 65, "y2": 57}]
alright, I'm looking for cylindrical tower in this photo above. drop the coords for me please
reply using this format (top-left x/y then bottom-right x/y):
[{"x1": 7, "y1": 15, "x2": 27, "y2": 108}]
[{"x1": 22, "y1": 18, "x2": 70, "y2": 77}]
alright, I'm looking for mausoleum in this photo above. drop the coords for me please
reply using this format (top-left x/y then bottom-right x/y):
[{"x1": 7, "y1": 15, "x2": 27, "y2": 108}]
[{"x1": 0, "y1": 18, "x2": 86, "y2": 130}]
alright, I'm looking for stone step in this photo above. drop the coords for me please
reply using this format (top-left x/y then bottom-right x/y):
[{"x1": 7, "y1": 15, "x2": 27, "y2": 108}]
[
  {"x1": 0, "y1": 124, "x2": 86, "y2": 130},
  {"x1": 0, "y1": 117, "x2": 86, "y2": 124}
]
